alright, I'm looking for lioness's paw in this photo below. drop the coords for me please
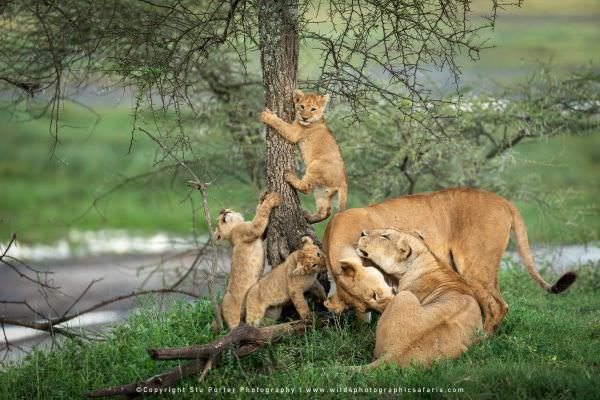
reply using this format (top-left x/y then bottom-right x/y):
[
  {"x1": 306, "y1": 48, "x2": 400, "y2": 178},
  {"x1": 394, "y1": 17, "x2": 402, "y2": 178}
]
[{"x1": 260, "y1": 108, "x2": 277, "y2": 124}]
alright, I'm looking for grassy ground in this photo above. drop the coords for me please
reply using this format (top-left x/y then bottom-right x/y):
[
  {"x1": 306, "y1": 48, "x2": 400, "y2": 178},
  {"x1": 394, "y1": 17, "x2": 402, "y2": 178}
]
[
  {"x1": 506, "y1": 133, "x2": 600, "y2": 244},
  {"x1": 1, "y1": 263, "x2": 598, "y2": 399},
  {"x1": 464, "y1": 0, "x2": 600, "y2": 82},
  {"x1": 0, "y1": 104, "x2": 259, "y2": 244}
]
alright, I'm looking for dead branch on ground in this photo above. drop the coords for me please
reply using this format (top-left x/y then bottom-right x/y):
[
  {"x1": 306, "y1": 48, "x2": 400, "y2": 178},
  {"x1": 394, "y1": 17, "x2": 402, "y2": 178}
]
[{"x1": 86, "y1": 316, "x2": 334, "y2": 398}]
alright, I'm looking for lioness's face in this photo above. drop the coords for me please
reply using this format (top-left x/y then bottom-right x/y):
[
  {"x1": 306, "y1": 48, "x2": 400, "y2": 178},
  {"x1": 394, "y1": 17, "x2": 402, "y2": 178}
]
[
  {"x1": 293, "y1": 89, "x2": 329, "y2": 126},
  {"x1": 293, "y1": 237, "x2": 326, "y2": 275},
  {"x1": 335, "y1": 258, "x2": 394, "y2": 313},
  {"x1": 214, "y1": 209, "x2": 244, "y2": 241},
  {"x1": 357, "y1": 229, "x2": 422, "y2": 276}
]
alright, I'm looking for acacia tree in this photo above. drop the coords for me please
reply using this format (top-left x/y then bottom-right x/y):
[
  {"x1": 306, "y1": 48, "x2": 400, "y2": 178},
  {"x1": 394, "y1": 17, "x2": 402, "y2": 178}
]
[{"x1": 0, "y1": 0, "x2": 513, "y2": 266}]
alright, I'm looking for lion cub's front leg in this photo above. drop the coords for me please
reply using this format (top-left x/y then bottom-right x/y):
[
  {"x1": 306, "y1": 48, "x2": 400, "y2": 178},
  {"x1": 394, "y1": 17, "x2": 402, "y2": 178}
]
[
  {"x1": 260, "y1": 108, "x2": 303, "y2": 143},
  {"x1": 289, "y1": 288, "x2": 311, "y2": 320},
  {"x1": 309, "y1": 280, "x2": 327, "y2": 302}
]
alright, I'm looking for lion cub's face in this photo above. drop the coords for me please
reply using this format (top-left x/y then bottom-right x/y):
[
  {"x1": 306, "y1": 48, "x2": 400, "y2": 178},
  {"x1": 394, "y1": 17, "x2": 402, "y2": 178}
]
[
  {"x1": 335, "y1": 258, "x2": 394, "y2": 313},
  {"x1": 293, "y1": 89, "x2": 329, "y2": 127},
  {"x1": 214, "y1": 209, "x2": 244, "y2": 241},
  {"x1": 357, "y1": 229, "x2": 426, "y2": 276},
  {"x1": 292, "y1": 236, "x2": 326, "y2": 275}
]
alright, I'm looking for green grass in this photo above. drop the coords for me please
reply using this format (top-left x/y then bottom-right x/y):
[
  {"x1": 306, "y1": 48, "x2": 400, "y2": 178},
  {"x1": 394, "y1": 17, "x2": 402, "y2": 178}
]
[
  {"x1": 506, "y1": 133, "x2": 600, "y2": 244},
  {"x1": 0, "y1": 104, "x2": 259, "y2": 244},
  {"x1": 1, "y1": 103, "x2": 599, "y2": 245},
  {"x1": 1, "y1": 264, "x2": 599, "y2": 399}
]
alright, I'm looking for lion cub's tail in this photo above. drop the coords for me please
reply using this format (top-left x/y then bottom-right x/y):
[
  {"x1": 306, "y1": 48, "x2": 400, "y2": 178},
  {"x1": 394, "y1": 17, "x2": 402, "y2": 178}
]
[
  {"x1": 338, "y1": 180, "x2": 348, "y2": 211},
  {"x1": 508, "y1": 201, "x2": 577, "y2": 294}
]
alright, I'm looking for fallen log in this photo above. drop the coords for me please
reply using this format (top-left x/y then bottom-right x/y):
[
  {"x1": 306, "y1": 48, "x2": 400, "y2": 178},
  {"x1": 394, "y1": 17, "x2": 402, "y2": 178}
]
[{"x1": 86, "y1": 316, "x2": 334, "y2": 398}]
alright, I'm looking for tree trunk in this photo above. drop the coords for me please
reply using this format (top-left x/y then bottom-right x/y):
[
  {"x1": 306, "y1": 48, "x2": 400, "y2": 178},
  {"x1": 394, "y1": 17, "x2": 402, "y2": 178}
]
[{"x1": 258, "y1": 0, "x2": 316, "y2": 266}]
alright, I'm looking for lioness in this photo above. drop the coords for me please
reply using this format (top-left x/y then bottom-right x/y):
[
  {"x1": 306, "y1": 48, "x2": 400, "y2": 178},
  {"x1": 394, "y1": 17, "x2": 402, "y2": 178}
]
[
  {"x1": 323, "y1": 188, "x2": 576, "y2": 333},
  {"x1": 354, "y1": 229, "x2": 483, "y2": 368},
  {"x1": 260, "y1": 89, "x2": 347, "y2": 223},
  {"x1": 245, "y1": 236, "x2": 327, "y2": 326}
]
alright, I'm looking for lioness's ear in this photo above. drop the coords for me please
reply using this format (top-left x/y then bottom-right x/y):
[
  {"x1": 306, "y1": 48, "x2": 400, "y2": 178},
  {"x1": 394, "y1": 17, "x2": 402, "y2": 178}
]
[
  {"x1": 338, "y1": 258, "x2": 361, "y2": 279},
  {"x1": 293, "y1": 89, "x2": 304, "y2": 103},
  {"x1": 411, "y1": 229, "x2": 425, "y2": 241},
  {"x1": 319, "y1": 94, "x2": 330, "y2": 108},
  {"x1": 301, "y1": 236, "x2": 314, "y2": 246},
  {"x1": 395, "y1": 239, "x2": 411, "y2": 261}
]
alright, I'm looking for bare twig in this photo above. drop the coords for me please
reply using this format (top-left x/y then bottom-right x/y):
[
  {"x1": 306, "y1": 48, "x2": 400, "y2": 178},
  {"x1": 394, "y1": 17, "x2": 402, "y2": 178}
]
[{"x1": 137, "y1": 125, "x2": 224, "y2": 332}]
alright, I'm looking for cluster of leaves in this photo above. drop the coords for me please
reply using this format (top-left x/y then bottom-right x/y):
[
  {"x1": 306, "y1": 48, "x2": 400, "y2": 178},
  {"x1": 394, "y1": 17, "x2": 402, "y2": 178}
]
[{"x1": 334, "y1": 66, "x2": 600, "y2": 202}]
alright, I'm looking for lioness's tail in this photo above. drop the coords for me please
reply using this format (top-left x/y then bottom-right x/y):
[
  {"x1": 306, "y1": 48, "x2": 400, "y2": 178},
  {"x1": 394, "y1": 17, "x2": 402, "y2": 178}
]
[
  {"x1": 508, "y1": 201, "x2": 576, "y2": 293},
  {"x1": 338, "y1": 180, "x2": 348, "y2": 211}
]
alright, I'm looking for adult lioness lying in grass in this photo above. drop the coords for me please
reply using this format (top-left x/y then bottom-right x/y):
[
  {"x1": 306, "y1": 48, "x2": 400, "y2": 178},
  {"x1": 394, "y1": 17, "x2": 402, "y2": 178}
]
[
  {"x1": 353, "y1": 229, "x2": 483, "y2": 368},
  {"x1": 323, "y1": 188, "x2": 577, "y2": 333}
]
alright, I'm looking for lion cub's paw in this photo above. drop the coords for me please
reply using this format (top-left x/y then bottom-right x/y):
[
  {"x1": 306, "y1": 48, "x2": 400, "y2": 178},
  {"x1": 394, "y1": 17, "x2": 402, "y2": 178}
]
[
  {"x1": 260, "y1": 192, "x2": 281, "y2": 208},
  {"x1": 284, "y1": 170, "x2": 296, "y2": 183},
  {"x1": 302, "y1": 209, "x2": 313, "y2": 221},
  {"x1": 260, "y1": 108, "x2": 277, "y2": 124}
]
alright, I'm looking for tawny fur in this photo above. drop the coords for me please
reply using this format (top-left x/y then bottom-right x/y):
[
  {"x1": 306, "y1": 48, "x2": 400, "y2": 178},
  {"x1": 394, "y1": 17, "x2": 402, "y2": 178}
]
[
  {"x1": 353, "y1": 229, "x2": 483, "y2": 369},
  {"x1": 245, "y1": 237, "x2": 327, "y2": 327},
  {"x1": 322, "y1": 188, "x2": 576, "y2": 333},
  {"x1": 260, "y1": 89, "x2": 347, "y2": 224},
  {"x1": 214, "y1": 192, "x2": 280, "y2": 330},
  {"x1": 324, "y1": 258, "x2": 394, "y2": 314}
]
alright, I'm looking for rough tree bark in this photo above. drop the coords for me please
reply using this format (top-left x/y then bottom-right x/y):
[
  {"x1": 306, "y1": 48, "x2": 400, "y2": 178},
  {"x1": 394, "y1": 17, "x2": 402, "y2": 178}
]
[{"x1": 258, "y1": 0, "x2": 317, "y2": 266}]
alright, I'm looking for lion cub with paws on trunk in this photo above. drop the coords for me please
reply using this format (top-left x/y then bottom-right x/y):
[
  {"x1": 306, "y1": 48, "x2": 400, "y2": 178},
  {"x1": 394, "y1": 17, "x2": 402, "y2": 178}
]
[
  {"x1": 355, "y1": 229, "x2": 483, "y2": 368},
  {"x1": 245, "y1": 237, "x2": 327, "y2": 327},
  {"x1": 260, "y1": 89, "x2": 347, "y2": 224},
  {"x1": 213, "y1": 192, "x2": 280, "y2": 330}
]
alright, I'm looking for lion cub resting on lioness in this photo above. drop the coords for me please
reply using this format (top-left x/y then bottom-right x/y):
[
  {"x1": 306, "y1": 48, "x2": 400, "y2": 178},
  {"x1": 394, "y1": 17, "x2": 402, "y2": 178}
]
[
  {"x1": 356, "y1": 229, "x2": 483, "y2": 368},
  {"x1": 245, "y1": 237, "x2": 327, "y2": 327},
  {"x1": 260, "y1": 89, "x2": 347, "y2": 224}
]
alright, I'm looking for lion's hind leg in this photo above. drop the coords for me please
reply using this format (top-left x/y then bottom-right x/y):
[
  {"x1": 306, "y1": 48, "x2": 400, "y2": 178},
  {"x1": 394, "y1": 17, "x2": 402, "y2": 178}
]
[
  {"x1": 221, "y1": 292, "x2": 242, "y2": 329},
  {"x1": 285, "y1": 170, "x2": 314, "y2": 194},
  {"x1": 303, "y1": 187, "x2": 336, "y2": 224}
]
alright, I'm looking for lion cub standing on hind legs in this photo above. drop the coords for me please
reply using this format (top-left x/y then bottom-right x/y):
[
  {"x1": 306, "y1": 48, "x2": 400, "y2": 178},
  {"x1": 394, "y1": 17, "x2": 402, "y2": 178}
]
[
  {"x1": 260, "y1": 89, "x2": 348, "y2": 223},
  {"x1": 212, "y1": 192, "x2": 280, "y2": 330},
  {"x1": 245, "y1": 237, "x2": 327, "y2": 327}
]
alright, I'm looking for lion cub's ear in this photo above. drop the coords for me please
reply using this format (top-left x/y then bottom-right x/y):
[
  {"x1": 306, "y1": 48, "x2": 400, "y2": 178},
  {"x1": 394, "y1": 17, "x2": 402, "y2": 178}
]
[
  {"x1": 395, "y1": 239, "x2": 411, "y2": 262},
  {"x1": 291, "y1": 264, "x2": 308, "y2": 276},
  {"x1": 338, "y1": 258, "x2": 361, "y2": 280},
  {"x1": 301, "y1": 236, "x2": 314, "y2": 246},
  {"x1": 293, "y1": 89, "x2": 305, "y2": 104},
  {"x1": 319, "y1": 93, "x2": 330, "y2": 108}
]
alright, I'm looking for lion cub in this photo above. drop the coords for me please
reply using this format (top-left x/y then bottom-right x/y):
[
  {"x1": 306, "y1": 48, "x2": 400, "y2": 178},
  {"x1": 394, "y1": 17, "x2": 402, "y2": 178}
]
[
  {"x1": 245, "y1": 237, "x2": 327, "y2": 326},
  {"x1": 214, "y1": 192, "x2": 280, "y2": 330},
  {"x1": 356, "y1": 229, "x2": 483, "y2": 368},
  {"x1": 260, "y1": 89, "x2": 347, "y2": 224}
]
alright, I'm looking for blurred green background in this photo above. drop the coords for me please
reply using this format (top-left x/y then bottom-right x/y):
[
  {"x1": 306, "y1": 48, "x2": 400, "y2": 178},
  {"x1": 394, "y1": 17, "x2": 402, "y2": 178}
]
[{"x1": 1, "y1": 0, "x2": 599, "y2": 246}]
